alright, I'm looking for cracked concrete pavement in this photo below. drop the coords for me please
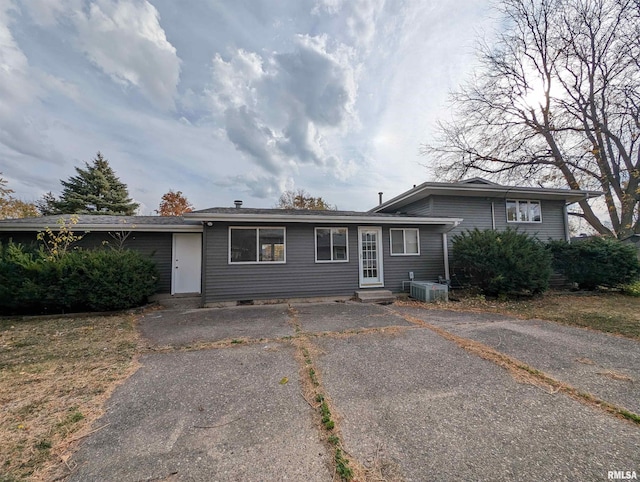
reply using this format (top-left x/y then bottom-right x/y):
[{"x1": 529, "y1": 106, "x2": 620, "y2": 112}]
[{"x1": 65, "y1": 301, "x2": 640, "y2": 481}]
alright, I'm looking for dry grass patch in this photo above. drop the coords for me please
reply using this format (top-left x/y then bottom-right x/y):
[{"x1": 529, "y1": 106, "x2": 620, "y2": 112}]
[
  {"x1": 0, "y1": 313, "x2": 141, "y2": 481},
  {"x1": 399, "y1": 291, "x2": 640, "y2": 340}
]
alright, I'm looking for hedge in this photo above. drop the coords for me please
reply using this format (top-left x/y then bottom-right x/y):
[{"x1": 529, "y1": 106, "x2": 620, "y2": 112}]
[
  {"x1": 548, "y1": 237, "x2": 640, "y2": 290},
  {"x1": 452, "y1": 228, "x2": 552, "y2": 297},
  {"x1": 0, "y1": 242, "x2": 158, "y2": 315}
]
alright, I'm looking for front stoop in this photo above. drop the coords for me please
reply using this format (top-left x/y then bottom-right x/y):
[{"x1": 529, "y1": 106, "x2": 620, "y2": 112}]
[
  {"x1": 150, "y1": 293, "x2": 202, "y2": 310},
  {"x1": 354, "y1": 290, "x2": 395, "y2": 304}
]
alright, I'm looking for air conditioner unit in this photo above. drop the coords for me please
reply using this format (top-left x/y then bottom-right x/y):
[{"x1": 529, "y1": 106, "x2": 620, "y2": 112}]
[{"x1": 410, "y1": 281, "x2": 448, "y2": 302}]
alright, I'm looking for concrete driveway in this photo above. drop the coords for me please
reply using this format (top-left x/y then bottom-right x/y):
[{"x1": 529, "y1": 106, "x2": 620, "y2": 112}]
[{"x1": 66, "y1": 301, "x2": 640, "y2": 481}]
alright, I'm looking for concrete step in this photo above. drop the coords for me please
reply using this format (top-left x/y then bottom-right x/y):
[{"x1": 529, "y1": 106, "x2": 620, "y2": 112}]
[
  {"x1": 354, "y1": 289, "x2": 395, "y2": 304},
  {"x1": 150, "y1": 293, "x2": 202, "y2": 310}
]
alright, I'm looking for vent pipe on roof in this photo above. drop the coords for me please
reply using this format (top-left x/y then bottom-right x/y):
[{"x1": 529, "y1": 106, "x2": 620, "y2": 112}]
[
  {"x1": 378, "y1": 192, "x2": 383, "y2": 205},
  {"x1": 234, "y1": 200, "x2": 243, "y2": 209}
]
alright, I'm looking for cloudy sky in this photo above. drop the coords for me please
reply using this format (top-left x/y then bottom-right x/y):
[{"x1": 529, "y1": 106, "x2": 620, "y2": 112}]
[{"x1": 1, "y1": 0, "x2": 498, "y2": 214}]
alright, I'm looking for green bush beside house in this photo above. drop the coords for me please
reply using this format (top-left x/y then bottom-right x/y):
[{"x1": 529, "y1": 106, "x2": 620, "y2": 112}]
[
  {"x1": 452, "y1": 229, "x2": 640, "y2": 297},
  {"x1": 451, "y1": 228, "x2": 552, "y2": 297},
  {"x1": 0, "y1": 242, "x2": 158, "y2": 315},
  {"x1": 548, "y1": 237, "x2": 640, "y2": 290}
]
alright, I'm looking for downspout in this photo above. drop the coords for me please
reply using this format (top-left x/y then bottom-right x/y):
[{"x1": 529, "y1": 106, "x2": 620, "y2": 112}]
[
  {"x1": 563, "y1": 203, "x2": 570, "y2": 242},
  {"x1": 491, "y1": 201, "x2": 496, "y2": 230},
  {"x1": 201, "y1": 222, "x2": 210, "y2": 307},
  {"x1": 442, "y1": 232, "x2": 450, "y2": 281}
]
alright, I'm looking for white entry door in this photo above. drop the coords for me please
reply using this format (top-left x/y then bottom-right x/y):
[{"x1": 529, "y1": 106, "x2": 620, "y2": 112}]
[
  {"x1": 358, "y1": 227, "x2": 384, "y2": 288},
  {"x1": 172, "y1": 233, "x2": 202, "y2": 294}
]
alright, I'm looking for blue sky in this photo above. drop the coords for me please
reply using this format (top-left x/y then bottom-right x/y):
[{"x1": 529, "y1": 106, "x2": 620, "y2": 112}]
[{"x1": 1, "y1": 0, "x2": 497, "y2": 214}]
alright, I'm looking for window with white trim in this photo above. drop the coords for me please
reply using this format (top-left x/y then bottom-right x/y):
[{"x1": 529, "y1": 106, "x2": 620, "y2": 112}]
[
  {"x1": 506, "y1": 200, "x2": 542, "y2": 223},
  {"x1": 390, "y1": 228, "x2": 420, "y2": 255},
  {"x1": 315, "y1": 227, "x2": 348, "y2": 262},
  {"x1": 229, "y1": 227, "x2": 286, "y2": 263}
]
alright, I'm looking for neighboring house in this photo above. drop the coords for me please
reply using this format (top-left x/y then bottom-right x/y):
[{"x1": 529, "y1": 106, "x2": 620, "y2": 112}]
[{"x1": 0, "y1": 178, "x2": 601, "y2": 306}]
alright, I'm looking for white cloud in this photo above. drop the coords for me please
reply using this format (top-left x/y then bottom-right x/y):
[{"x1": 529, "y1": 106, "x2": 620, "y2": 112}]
[
  {"x1": 0, "y1": 2, "x2": 34, "y2": 104},
  {"x1": 223, "y1": 106, "x2": 282, "y2": 174},
  {"x1": 273, "y1": 34, "x2": 357, "y2": 128},
  {"x1": 208, "y1": 34, "x2": 360, "y2": 181},
  {"x1": 215, "y1": 172, "x2": 293, "y2": 200},
  {"x1": 313, "y1": 0, "x2": 385, "y2": 50},
  {"x1": 0, "y1": 0, "x2": 504, "y2": 215},
  {"x1": 19, "y1": 0, "x2": 79, "y2": 26},
  {"x1": 72, "y1": 0, "x2": 181, "y2": 109},
  {"x1": 0, "y1": 1, "x2": 66, "y2": 163},
  {"x1": 208, "y1": 49, "x2": 265, "y2": 110}
]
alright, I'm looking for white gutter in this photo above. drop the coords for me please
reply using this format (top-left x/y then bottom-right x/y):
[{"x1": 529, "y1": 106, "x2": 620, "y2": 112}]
[{"x1": 187, "y1": 213, "x2": 463, "y2": 226}]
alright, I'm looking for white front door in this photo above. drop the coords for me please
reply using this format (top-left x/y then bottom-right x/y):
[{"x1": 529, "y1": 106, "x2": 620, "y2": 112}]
[
  {"x1": 172, "y1": 233, "x2": 202, "y2": 294},
  {"x1": 358, "y1": 227, "x2": 384, "y2": 288}
]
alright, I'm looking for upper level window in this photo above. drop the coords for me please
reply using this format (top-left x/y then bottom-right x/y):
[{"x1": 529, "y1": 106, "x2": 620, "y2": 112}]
[
  {"x1": 315, "y1": 228, "x2": 348, "y2": 262},
  {"x1": 390, "y1": 228, "x2": 420, "y2": 255},
  {"x1": 229, "y1": 227, "x2": 285, "y2": 263},
  {"x1": 506, "y1": 200, "x2": 542, "y2": 223}
]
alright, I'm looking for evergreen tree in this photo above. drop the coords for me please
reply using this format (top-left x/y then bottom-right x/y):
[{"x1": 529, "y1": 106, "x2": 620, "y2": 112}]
[
  {"x1": 36, "y1": 191, "x2": 60, "y2": 216},
  {"x1": 54, "y1": 152, "x2": 139, "y2": 215}
]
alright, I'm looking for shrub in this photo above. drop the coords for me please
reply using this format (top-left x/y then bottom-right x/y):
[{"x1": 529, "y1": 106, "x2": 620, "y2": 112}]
[
  {"x1": 548, "y1": 238, "x2": 640, "y2": 290},
  {"x1": 622, "y1": 280, "x2": 640, "y2": 297},
  {"x1": 452, "y1": 228, "x2": 552, "y2": 297},
  {"x1": 0, "y1": 242, "x2": 158, "y2": 315}
]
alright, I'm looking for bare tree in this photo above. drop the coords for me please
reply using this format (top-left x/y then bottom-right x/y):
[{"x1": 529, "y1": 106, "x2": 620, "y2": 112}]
[
  {"x1": 423, "y1": 0, "x2": 640, "y2": 238},
  {"x1": 276, "y1": 189, "x2": 336, "y2": 210}
]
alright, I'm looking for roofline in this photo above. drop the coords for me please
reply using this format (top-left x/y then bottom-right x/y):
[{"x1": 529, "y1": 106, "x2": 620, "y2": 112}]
[
  {"x1": 371, "y1": 182, "x2": 603, "y2": 212},
  {"x1": 0, "y1": 223, "x2": 203, "y2": 233},
  {"x1": 186, "y1": 212, "x2": 463, "y2": 226}
]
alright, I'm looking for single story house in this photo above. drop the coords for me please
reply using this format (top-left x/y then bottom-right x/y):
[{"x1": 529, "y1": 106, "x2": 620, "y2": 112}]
[{"x1": 0, "y1": 178, "x2": 601, "y2": 306}]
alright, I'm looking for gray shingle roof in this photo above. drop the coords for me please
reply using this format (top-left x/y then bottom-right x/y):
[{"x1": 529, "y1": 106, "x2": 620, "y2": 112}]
[
  {"x1": 0, "y1": 215, "x2": 199, "y2": 225},
  {"x1": 189, "y1": 207, "x2": 408, "y2": 217},
  {"x1": 0, "y1": 214, "x2": 202, "y2": 232}
]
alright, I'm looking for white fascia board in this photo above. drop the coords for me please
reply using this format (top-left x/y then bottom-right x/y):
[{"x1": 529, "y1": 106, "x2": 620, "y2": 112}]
[
  {"x1": 0, "y1": 224, "x2": 203, "y2": 233},
  {"x1": 188, "y1": 212, "x2": 462, "y2": 226}
]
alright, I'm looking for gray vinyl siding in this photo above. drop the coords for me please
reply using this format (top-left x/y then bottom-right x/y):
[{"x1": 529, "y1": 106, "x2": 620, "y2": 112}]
[
  {"x1": 402, "y1": 196, "x2": 567, "y2": 242},
  {"x1": 204, "y1": 222, "x2": 356, "y2": 303},
  {"x1": 493, "y1": 199, "x2": 566, "y2": 241},
  {"x1": 400, "y1": 197, "x2": 433, "y2": 216},
  {"x1": 203, "y1": 222, "x2": 446, "y2": 303},
  {"x1": 0, "y1": 231, "x2": 173, "y2": 294},
  {"x1": 381, "y1": 225, "x2": 446, "y2": 292}
]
